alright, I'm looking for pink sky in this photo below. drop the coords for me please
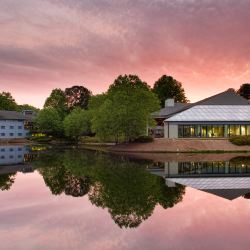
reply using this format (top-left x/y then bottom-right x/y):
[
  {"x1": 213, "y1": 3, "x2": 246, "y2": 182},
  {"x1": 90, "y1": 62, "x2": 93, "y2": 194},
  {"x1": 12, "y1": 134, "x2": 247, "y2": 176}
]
[
  {"x1": 1, "y1": 0, "x2": 250, "y2": 108},
  {"x1": 1, "y1": 172, "x2": 250, "y2": 249}
]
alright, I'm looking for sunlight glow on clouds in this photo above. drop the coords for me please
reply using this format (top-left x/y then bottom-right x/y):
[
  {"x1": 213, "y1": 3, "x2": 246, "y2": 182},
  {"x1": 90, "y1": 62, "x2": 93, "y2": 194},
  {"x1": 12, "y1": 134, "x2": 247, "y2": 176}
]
[{"x1": 1, "y1": 0, "x2": 250, "y2": 107}]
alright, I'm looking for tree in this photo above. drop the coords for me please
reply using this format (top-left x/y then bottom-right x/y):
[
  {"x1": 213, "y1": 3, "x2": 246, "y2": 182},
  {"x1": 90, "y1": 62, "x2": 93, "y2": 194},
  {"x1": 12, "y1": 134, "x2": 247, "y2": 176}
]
[
  {"x1": 36, "y1": 108, "x2": 63, "y2": 136},
  {"x1": 18, "y1": 104, "x2": 39, "y2": 112},
  {"x1": 153, "y1": 75, "x2": 189, "y2": 107},
  {"x1": 0, "y1": 92, "x2": 18, "y2": 111},
  {"x1": 91, "y1": 75, "x2": 160, "y2": 142},
  {"x1": 63, "y1": 108, "x2": 91, "y2": 143},
  {"x1": 65, "y1": 85, "x2": 92, "y2": 111},
  {"x1": 44, "y1": 88, "x2": 68, "y2": 118},
  {"x1": 237, "y1": 83, "x2": 250, "y2": 100},
  {"x1": 0, "y1": 173, "x2": 16, "y2": 191}
]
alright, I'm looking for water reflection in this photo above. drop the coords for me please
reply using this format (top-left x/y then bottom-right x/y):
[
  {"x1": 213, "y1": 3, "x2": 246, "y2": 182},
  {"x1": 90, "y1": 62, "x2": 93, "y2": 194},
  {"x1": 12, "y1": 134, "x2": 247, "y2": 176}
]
[
  {"x1": 149, "y1": 156, "x2": 250, "y2": 200},
  {"x1": 34, "y1": 150, "x2": 185, "y2": 228}
]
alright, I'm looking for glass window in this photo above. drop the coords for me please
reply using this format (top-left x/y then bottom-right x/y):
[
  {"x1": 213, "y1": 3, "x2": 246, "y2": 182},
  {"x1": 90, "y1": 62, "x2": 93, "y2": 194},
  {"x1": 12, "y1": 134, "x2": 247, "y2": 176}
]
[
  {"x1": 9, "y1": 155, "x2": 14, "y2": 159},
  {"x1": 0, "y1": 148, "x2": 5, "y2": 152},
  {"x1": 18, "y1": 133, "x2": 22, "y2": 136},
  {"x1": 1, "y1": 126, "x2": 5, "y2": 129},
  {"x1": 9, "y1": 126, "x2": 14, "y2": 129},
  {"x1": 9, "y1": 148, "x2": 14, "y2": 151},
  {"x1": 229, "y1": 125, "x2": 241, "y2": 136},
  {"x1": 9, "y1": 133, "x2": 14, "y2": 136},
  {"x1": 201, "y1": 126, "x2": 207, "y2": 137},
  {"x1": 0, "y1": 156, "x2": 5, "y2": 159},
  {"x1": 0, "y1": 133, "x2": 5, "y2": 136},
  {"x1": 18, "y1": 126, "x2": 22, "y2": 129},
  {"x1": 212, "y1": 125, "x2": 224, "y2": 137}
]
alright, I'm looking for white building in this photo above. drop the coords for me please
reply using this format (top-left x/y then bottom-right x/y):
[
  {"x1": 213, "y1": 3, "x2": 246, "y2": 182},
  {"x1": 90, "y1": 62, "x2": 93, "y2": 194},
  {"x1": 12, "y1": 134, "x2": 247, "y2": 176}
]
[
  {"x1": 0, "y1": 110, "x2": 35, "y2": 140},
  {"x1": 151, "y1": 89, "x2": 250, "y2": 139}
]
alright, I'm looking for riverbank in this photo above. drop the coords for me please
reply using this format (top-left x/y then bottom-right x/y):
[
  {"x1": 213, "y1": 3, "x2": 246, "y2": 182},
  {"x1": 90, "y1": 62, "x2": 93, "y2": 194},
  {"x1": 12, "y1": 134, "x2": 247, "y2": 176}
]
[{"x1": 109, "y1": 138, "x2": 250, "y2": 153}]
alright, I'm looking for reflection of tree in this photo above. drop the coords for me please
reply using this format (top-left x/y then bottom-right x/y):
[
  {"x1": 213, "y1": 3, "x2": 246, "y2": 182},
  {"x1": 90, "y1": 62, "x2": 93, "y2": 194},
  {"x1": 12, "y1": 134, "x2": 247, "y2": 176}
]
[
  {"x1": 0, "y1": 173, "x2": 16, "y2": 191},
  {"x1": 37, "y1": 152, "x2": 90, "y2": 197},
  {"x1": 87, "y1": 156, "x2": 185, "y2": 228},
  {"x1": 35, "y1": 150, "x2": 185, "y2": 228},
  {"x1": 243, "y1": 192, "x2": 250, "y2": 199}
]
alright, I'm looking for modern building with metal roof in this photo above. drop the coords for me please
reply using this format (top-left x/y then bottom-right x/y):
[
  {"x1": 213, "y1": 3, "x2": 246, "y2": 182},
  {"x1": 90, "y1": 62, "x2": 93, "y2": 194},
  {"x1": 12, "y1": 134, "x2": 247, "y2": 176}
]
[{"x1": 150, "y1": 89, "x2": 250, "y2": 138}]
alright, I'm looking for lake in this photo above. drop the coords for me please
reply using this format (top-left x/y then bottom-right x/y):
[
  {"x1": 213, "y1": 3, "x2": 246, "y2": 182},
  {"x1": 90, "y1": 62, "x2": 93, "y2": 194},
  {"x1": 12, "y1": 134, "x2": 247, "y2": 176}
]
[{"x1": 0, "y1": 145, "x2": 250, "y2": 250}]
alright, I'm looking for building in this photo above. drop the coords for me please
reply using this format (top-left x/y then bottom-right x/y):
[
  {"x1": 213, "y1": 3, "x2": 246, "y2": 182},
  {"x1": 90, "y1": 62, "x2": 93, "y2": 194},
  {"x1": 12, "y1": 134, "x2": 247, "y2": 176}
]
[
  {"x1": 148, "y1": 157, "x2": 250, "y2": 200},
  {"x1": 0, "y1": 110, "x2": 36, "y2": 140},
  {"x1": 151, "y1": 89, "x2": 250, "y2": 138}
]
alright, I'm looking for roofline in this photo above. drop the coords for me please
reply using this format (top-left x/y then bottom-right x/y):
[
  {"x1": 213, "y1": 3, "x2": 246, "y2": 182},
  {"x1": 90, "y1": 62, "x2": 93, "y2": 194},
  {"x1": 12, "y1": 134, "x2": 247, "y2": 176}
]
[{"x1": 163, "y1": 89, "x2": 250, "y2": 119}]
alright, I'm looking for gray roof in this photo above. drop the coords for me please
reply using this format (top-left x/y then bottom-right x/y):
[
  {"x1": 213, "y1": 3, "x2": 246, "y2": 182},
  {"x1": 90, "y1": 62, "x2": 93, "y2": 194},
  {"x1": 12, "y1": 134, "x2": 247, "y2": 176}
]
[
  {"x1": 153, "y1": 89, "x2": 250, "y2": 119},
  {"x1": 152, "y1": 103, "x2": 190, "y2": 118},
  {"x1": 0, "y1": 110, "x2": 36, "y2": 121}
]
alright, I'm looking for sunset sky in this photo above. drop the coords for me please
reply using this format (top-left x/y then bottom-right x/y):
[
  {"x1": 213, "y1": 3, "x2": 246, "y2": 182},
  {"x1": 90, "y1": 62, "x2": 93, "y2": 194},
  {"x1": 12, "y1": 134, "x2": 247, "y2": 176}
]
[{"x1": 1, "y1": 0, "x2": 250, "y2": 108}]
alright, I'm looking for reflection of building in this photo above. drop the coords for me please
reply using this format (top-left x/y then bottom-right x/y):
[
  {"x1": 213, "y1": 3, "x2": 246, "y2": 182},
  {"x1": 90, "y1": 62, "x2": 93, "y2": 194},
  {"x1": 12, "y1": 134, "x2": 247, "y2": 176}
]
[
  {"x1": 151, "y1": 89, "x2": 250, "y2": 138},
  {"x1": 0, "y1": 110, "x2": 36, "y2": 140},
  {"x1": 0, "y1": 145, "x2": 30, "y2": 166},
  {"x1": 149, "y1": 158, "x2": 250, "y2": 200}
]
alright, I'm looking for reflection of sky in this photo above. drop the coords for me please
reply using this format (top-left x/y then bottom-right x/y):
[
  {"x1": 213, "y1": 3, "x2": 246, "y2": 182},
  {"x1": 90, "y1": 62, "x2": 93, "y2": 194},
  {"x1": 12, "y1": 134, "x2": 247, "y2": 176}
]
[{"x1": 1, "y1": 172, "x2": 250, "y2": 249}]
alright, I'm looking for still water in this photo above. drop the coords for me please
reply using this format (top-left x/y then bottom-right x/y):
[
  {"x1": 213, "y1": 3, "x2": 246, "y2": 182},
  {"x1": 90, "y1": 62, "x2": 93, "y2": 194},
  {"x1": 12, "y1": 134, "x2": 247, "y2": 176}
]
[{"x1": 1, "y1": 145, "x2": 250, "y2": 250}]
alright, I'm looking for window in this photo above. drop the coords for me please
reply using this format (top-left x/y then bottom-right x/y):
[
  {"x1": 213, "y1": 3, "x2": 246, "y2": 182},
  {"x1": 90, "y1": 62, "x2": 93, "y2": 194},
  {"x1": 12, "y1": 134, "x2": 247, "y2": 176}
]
[
  {"x1": 1, "y1": 126, "x2": 5, "y2": 129},
  {"x1": 9, "y1": 148, "x2": 14, "y2": 151},
  {"x1": 18, "y1": 126, "x2": 22, "y2": 129},
  {"x1": 18, "y1": 155, "x2": 22, "y2": 158},
  {"x1": 0, "y1": 148, "x2": 5, "y2": 152},
  {"x1": 0, "y1": 156, "x2": 5, "y2": 159},
  {"x1": 9, "y1": 133, "x2": 14, "y2": 137},
  {"x1": 18, "y1": 147, "x2": 22, "y2": 151},
  {"x1": 18, "y1": 133, "x2": 22, "y2": 136},
  {"x1": 9, "y1": 126, "x2": 14, "y2": 129},
  {"x1": 0, "y1": 133, "x2": 5, "y2": 136},
  {"x1": 9, "y1": 155, "x2": 14, "y2": 159}
]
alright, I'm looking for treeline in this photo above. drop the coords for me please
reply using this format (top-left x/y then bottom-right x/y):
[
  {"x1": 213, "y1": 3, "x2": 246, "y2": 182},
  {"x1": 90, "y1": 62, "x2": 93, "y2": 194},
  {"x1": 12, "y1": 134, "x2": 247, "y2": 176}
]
[
  {"x1": 35, "y1": 74, "x2": 188, "y2": 143},
  {"x1": 1, "y1": 76, "x2": 250, "y2": 143},
  {"x1": 0, "y1": 92, "x2": 39, "y2": 112}
]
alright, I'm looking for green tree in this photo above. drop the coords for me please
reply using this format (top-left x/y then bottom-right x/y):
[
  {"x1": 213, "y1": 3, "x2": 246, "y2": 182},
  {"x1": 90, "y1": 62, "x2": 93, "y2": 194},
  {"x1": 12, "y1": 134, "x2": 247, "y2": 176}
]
[
  {"x1": 0, "y1": 173, "x2": 16, "y2": 191},
  {"x1": 92, "y1": 75, "x2": 160, "y2": 142},
  {"x1": 36, "y1": 108, "x2": 63, "y2": 136},
  {"x1": 65, "y1": 85, "x2": 92, "y2": 111},
  {"x1": 237, "y1": 83, "x2": 250, "y2": 100},
  {"x1": 0, "y1": 92, "x2": 18, "y2": 111},
  {"x1": 153, "y1": 75, "x2": 189, "y2": 107},
  {"x1": 18, "y1": 104, "x2": 39, "y2": 112},
  {"x1": 44, "y1": 88, "x2": 68, "y2": 118},
  {"x1": 63, "y1": 108, "x2": 91, "y2": 143}
]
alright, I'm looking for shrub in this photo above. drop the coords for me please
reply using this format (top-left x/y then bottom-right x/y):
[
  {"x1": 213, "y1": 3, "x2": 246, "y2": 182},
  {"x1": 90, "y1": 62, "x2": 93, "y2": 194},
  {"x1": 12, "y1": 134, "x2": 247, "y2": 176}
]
[
  {"x1": 134, "y1": 135, "x2": 154, "y2": 143},
  {"x1": 229, "y1": 135, "x2": 250, "y2": 146}
]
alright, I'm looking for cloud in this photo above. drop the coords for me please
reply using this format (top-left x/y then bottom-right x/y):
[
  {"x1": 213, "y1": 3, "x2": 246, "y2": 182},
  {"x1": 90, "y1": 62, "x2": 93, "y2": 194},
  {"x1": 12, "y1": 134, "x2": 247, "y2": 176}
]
[{"x1": 1, "y1": 0, "x2": 250, "y2": 107}]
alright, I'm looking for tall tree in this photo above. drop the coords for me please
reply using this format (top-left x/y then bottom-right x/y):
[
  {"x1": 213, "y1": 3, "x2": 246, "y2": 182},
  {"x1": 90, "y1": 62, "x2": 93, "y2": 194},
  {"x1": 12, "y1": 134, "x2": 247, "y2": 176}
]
[
  {"x1": 35, "y1": 108, "x2": 63, "y2": 136},
  {"x1": 44, "y1": 88, "x2": 68, "y2": 118},
  {"x1": 18, "y1": 104, "x2": 39, "y2": 112},
  {"x1": 0, "y1": 92, "x2": 18, "y2": 111},
  {"x1": 153, "y1": 75, "x2": 189, "y2": 107},
  {"x1": 65, "y1": 85, "x2": 92, "y2": 111},
  {"x1": 237, "y1": 83, "x2": 250, "y2": 100},
  {"x1": 63, "y1": 108, "x2": 91, "y2": 143},
  {"x1": 91, "y1": 75, "x2": 160, "y2": 142}
]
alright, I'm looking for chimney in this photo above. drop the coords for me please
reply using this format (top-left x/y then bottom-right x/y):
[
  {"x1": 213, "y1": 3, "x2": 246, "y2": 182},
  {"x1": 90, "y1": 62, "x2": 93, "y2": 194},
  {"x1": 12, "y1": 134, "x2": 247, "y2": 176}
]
[{"x1": 165, "y1": 99, "x2": 175, "y2": 107}]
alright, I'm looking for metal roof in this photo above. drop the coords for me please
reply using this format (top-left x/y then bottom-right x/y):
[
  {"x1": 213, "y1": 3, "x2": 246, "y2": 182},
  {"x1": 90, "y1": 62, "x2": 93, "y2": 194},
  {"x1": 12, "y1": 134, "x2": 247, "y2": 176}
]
[{"x1": 165, "y1": 105, "x2": 250, "y2": 122}]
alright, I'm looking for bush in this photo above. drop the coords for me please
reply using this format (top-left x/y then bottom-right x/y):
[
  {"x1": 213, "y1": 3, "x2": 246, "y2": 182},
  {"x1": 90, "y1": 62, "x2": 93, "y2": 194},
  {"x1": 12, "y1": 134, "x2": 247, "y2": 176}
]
[
  {"x1": 134, "y1": 135, "x2": 154, "y2": 143},
  {"x1": 229, "y1": 135, "x2": 250, "y2": 146}
]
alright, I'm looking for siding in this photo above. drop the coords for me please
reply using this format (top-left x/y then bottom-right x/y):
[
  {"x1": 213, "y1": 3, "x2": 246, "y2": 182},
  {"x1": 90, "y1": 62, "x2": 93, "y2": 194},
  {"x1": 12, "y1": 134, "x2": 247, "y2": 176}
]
[{"x1": 0, "y1": 120, "x2": 29, "y2": 139}]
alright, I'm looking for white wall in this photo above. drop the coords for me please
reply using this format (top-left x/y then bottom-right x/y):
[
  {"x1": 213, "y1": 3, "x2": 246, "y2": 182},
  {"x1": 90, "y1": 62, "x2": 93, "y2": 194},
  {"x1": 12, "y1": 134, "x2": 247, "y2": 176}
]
[
  {"x1": 0, "y1": 120, "x2": 29, "y2": 139},
  {"x1": 0, "y1": 145, "x2": 29, "y2": 165}
]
